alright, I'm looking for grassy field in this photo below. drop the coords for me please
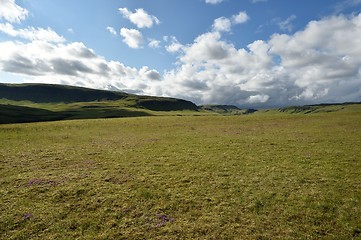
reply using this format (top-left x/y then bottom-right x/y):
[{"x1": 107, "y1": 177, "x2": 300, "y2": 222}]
[{"x1": 1, "y1": 106, "x2": 361, "y2": 239}]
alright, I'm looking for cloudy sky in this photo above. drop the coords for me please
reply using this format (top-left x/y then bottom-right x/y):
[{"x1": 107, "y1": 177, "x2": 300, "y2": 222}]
[{"x1": 1, "y1": 0, "x2": 361, "y2": 107}]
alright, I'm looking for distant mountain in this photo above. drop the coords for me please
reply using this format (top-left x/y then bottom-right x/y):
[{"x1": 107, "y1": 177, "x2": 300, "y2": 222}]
[
  {"x1": 199, "y1": 105, "x2": 257, "y2": 114},
  {"x1": 279, "y1": 102, "x2": 361, "y2": 114}
]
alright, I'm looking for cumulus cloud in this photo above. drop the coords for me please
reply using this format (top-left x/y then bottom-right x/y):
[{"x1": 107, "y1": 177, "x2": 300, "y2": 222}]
[
  {"x1": 148, "y1": 39, "x2": 161, "y2": 48},
  {"x1": 205, "y1": 0, "x2": 225, "y2": 4},
  {"x1": 180, "y1": 32, "x2": 232, "y2": 62},
  {"x1": 159, "y1": 13, "x2": 361, "y2": 107},
  {"x1": 248, "y1": 94, "x2": 270, "y2": 104},
  {"x1": 268, "y1": 14, "x2": 361, "y2": 102},
  {"x1": 251, "y1": 0, "x2": 268, "y2": 3},
  {"x1": 212, "y1": 12, "x2": 249, "y2": 33},
  {"x1": 0, "y1": 40, "x2": 162, "y2": 93},
  {"x1": 334, "y1": 0, "x2": 361, "y2": 13},
  {"x1": 119, "y1": 8, "x2": 160, "y2": 28},
  {"x1": 139, "y1": 67, "x2": 162, "y2": 81},
  {"x1": 277, "y1": 15, "x2": 297, "y2": 32},
  {"x1": 0, "y1": 0, "x2": 28, "y2": 23},
  {"x1": 106, "y1": 26, "x2": 117, "y2": 36},
  {"x1": 165, "y1": 36, "x2": 183, "y2": 53},
  {"x1": 0, "y1": 41, "x2": 97, "y2": 76},
  {"x1": 0, "y1": 23, "x2": 66, "y2": 43},
  {"x1": 213, "y1": 17, "x2": 232, "y2": 32},
  {"x1": 120, "y1": 28, "x2": 144, "y2": 49},
  {"x1": 232, "y1": 11, "x2": 250, "y2": 24}
]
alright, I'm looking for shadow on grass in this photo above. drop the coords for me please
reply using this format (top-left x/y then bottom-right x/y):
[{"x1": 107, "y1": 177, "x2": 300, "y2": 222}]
[{"x1": 0, "y1": 104, "x2": 152, "y2": 124}]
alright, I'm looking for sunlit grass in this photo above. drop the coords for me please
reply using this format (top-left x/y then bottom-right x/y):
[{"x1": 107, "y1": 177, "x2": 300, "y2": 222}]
[{"x1": 1, "y1": 107, "x2": 361, "y2": 239}]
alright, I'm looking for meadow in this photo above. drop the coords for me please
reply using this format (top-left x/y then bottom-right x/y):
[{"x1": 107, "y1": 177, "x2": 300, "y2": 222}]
[{"x1": 1, "y1": 105, "x2": 361, "y2": 239}]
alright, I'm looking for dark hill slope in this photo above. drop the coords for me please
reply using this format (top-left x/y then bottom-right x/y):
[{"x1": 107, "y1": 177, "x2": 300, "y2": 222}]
[
  {"x1": 0, "y1": 83, "x2": 128, "y2": 103},
  {"x1": 136, "y1": 97, "x2": 198, "y2": 111},
  {"x1": 0, "y1": 104, "x2": 59, "y2": 124},
  {"x1": 0, "y1": 83, "x2": 198, "y2": 111}
]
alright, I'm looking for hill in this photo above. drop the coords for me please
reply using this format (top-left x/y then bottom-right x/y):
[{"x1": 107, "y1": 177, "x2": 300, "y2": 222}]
[
  {"x1": 278, "y1": 102, "x2": 361, "y2": 114},
  {"x1": 0, "y1": 83, "x2": 129, "y2": 103},
  {"x1": 200, "y1": 105, "x2": 257, "y2": 115},
  {"x1": 0, "y1": 83, "x2": 199, "y2": 123}
]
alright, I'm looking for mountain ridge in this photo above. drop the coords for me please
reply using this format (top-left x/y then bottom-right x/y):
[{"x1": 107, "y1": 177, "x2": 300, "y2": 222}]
[{"x1": 0, "y1": 83, "x2": 198, "y2": 111}]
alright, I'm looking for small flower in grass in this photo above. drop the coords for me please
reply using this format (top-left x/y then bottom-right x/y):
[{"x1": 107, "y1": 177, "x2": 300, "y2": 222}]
[
  {"x1": 155, "y1": 214, "x2": 174, "y2": 227},
  {"x1": 28, "y1": 178, "x2": 43, "y2": 186},
  {"x1": 27, "y1": 178, "x2": 57, "y2": 187},
  {"x1": 22, "y1": 212, "x2": 33, "y2": 220}
]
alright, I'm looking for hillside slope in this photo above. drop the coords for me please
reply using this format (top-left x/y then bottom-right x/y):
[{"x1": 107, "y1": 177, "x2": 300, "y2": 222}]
[
  {"x1": 0, "y1": 83, "x2": 128, "y2": 103},
  {"x1": 0, "y1": 83, "x2": 199, "y2": 123}
]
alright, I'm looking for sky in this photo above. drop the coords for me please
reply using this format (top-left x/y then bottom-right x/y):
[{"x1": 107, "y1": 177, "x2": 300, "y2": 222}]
[{"x1": 0, "y1": 0, "x2": 361, "y2": 107}]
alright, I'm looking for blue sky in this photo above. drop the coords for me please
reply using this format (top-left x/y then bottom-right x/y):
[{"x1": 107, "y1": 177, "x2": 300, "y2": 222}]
[{"x1": 1, "y1": 0, "x2": 361, "y2": 107}]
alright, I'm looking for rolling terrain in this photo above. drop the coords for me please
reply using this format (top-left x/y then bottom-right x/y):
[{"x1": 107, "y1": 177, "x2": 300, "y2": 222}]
[
  {"x1": 0, "y1": 83, "x2": 199, "y2": 124},
  {"x1": 1, "y1": 83, "x2": 360, "y2": 124}
]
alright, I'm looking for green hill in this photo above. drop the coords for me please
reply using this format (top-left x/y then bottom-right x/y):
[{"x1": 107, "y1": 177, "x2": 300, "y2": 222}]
[
  {"x1": 0, "y1": 83, "x2": 128, "y2": 103},
  {"x1": 0, "y1": 83, "x2": 199, "y2": 124},
  {"x1": 0, "y1": 104, "x2": 60, "y2": 124}
]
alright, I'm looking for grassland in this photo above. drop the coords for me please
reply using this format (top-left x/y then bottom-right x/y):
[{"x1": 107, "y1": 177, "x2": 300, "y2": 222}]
[{"x1": 1, "y1": 105, "x2": 361, "y2": 239}]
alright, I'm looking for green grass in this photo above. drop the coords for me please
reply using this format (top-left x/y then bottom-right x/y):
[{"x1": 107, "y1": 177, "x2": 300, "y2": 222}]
[
  {"x1": 0, "y1": 98, "x2": 207, "y2": 124},
  {"x1": 1, "y1": 106, "x2": 361, "y2": 239}
]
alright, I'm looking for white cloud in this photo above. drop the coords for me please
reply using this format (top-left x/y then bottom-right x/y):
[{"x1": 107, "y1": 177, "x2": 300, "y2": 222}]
[
  {"x1": 106, "y1": 26, "x2": 117, "y2": 36},
  {"x1": 159, "y1": 13, "x2": 361, "y2": 106},
  {"x1": 165, "y1": 36, "x2": 183, "y2": 53},
  {"x1": 277, "y1": 15, "x2": 297, "y2": 32},
  {"x1": 0, "y1": 40, "x2": 161, "y2": 94},
  {"x1": 268, "y1": 14, "x2": 361, "y2": 102},
  {"x1": 0, "y1": 23, "x2": 66, "y2": 43},
  {"x1": 148, "y1": 39, "x2": 161, "y2": 48},
  {"x1": 334, "y1": 0, "x2": 361, "y2": 13},
  {"x1": 120, "y1": 28, "x2": 144, "y2": 49},
  {"x1": 248, "y1": 94, "x2": 270, "y2": 104},
  {"x1": 232, "y1": 11, "x2": 250, "y2": 24},
  {"x1": 180, "y1": 32, "x2": 232, "y2": 62},
  {"x1": 166, "y1": 43, "x2": 183, "y2": 53},
  {"x1": 139, "y1": 67, "x2": 162, "y2": 81},
  {"x1": 0, "y1": 0, "x2": 28, "y2": 23},
  {"x1": 212, "y1": 12, "x2": 249, "y2": 33},
  {"x1": 119, "y1": 8, "x2": 160, "y2": 29},
  {"x1": 251, "y1": 0, "x2": 268, "y2": 3},
  {"x1": 205, "y1": 0, "x2": 225, "y2": 4},
  {"x1": 213, "y1": 17, "x2": 232, "y2": 32}
]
